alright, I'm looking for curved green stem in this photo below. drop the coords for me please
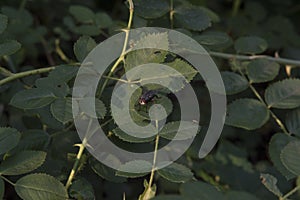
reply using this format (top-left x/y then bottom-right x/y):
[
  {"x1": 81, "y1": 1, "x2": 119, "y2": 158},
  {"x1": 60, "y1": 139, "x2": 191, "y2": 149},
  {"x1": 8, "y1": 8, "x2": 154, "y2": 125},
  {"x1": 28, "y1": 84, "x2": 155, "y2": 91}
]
[
  {"x1": 0, "y1": 175, "x2": 15, "y2": 186},
  {"x1": 169, "y1": 0, "x2": 174, "y2": 29},
  {"x1": 209, "y1": 51, "x2": 300, "y2": 67},
  {"x1": 0, "y1": 67, "x2": 55, "y2": 86},
  {"x1": 280, "y1": 184, "x2": 300, "y2": 200},
  {"x1": 97, "y1": 0, "x2": 134, "y2": 97},
  {"x1": 249, "y1": 84, "x2": 289, "y2": 135}
]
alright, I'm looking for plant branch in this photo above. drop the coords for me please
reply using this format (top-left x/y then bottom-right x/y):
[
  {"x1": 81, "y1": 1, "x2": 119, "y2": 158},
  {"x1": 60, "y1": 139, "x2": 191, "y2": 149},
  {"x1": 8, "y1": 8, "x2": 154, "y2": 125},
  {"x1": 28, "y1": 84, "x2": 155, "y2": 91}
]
[
  {"x1": 55, "y1": 39, "x2": 71, "y2": 63},
  {"x1": 0, "y1": 175, "x2": 15, "y2": 186},
  {"x1": 169, "y1": 0, "x2": 174, "y2": 29},
  {"x1": 141, "y1": 120, "x2": 160, "y2": 200},
  {"x1": 209, "y1": 51, "x2": 300, "y2": 67},
  {"x1": 0, "y1": 66, "x2": 55, "y2": 86},
  {"x1": 280, "y1": 184, "x2": 300, "y2": 200},
  {"x1": 97, "y1": 0, "x2": 134, "y2": 97},
  {"x1": 248, "y1": 84, "x2": 289, "y2": 134}
]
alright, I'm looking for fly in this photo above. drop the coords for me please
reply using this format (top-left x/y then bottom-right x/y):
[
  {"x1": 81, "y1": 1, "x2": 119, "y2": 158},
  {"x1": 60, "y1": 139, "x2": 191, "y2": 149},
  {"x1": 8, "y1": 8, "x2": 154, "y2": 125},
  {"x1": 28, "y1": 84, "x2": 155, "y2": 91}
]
[{"x1": 139, "y1": 90, "x2": 159, "y2": 105}]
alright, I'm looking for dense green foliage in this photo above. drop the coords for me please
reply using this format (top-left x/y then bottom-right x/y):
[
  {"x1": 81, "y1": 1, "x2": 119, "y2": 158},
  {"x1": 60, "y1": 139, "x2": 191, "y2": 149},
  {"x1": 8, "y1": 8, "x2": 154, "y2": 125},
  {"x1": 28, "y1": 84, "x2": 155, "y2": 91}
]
[{"x1": 0, "y1": 0, "x2": 300, "y2": 199}]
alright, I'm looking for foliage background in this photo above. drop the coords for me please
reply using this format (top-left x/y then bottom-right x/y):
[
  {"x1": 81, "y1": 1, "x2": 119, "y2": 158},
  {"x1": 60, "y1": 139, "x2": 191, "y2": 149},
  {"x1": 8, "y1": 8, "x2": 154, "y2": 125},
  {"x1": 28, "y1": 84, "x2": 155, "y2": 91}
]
[{"x1": 0, "y1": 0, "x2": 300, "y2": 199}]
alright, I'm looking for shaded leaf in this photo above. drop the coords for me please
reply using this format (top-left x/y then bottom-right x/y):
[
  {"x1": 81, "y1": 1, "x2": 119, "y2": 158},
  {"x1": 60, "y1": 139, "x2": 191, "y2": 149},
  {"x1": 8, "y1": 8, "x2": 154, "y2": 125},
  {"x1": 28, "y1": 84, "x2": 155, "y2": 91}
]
[
  {"x1": 69, "y1": 178, "x2": 95, "y2": 200},
  {"x1": 48, "y1": 65, "x2": 79, "y2": 83},
  {"x1": 10, "y1": 88, "x2": 56, "y2": 109},
  {"x1": 265, "y1": 79, "x2": 300, "y2": 109},
  {"x1": 0, "y1": 14, "x2": 8, "y2": 34},
  {"x1": 268, "y1": 133, "x2": 297, "y2": 179},
  {"x1": 285, "y1": 107, "x2": 300, "y2": 136},
  {"x1": 0, "y1": 40, "x2": 21, "y2": 57},
  {"x1": 225, "y1": 98, "x2": 269, "y2": 130},
  {"x1": 35, "y1": 78, "x2": 69, "y2": 98},
  {"x1": 90, "y1": 158, "x2": 126, "y2": 183},
  {"x1": 78, "y1": 97, "x2": 107, "y2": 119},
  {"x1": 134, "y1": 0, "x2": 169, "y2": 19},
  {"x1": 15, "y1": 173, "x2": 68, "y2": 200},
  {"x1": 159, "y1": 121, "x2": 200, "y2": 140},
  {"x1": 180, "y1": 181, "x2": 225, "y2": 200},
  {"x1": 116, "y1": 160, "x2": 152, "y2": 178},
  {"x1": 221, "y1": 71, "x2": 248, "y2": 95},
  {"x1": 195, "y1": 31, "x2": 232, "y2": 50},
  {"x1": 157, "y1": 163, "x2": 194, "y2": 183},
  {"x1": 247, "y1": 59, "x2": 280, "y2": 83},
  {"x1": 0, "y1": 178, "x2": 3, "y2": 199},
  {"x1": 174, "y1": 6, "x2": 211, "y2": 31},
  {"x1": 234, "y1": 36, "x2": 268, "y2": 54},
  {"x1": 0, "y1": 150, "x2": 46, "y2": 175},
  {"x1": 74, "y1": 36, "x2": 96, "y2": 62},
  {"x1": 166, "y1": 59, "x2": 197, "y2": 83},
  {"x1": 10, "y1": 129, "x2": 50, "y2": 153},
  {"x1": 281, "y1": 140, "x2": 300, "y2": 176},
  {"x1": 0, "y1": 127, "x2": 21, "y2": 155},
  {"x1": 112, "y1": 127, "x2": 156, "y2": 143},
  {"x1": 69, "y1": 5, "x2": 95, "y2": 23},
  {"x1": 260, "y1": 173, "x2": 282, "y2": 197},
  {"x1": 50, "y1": 97, "x2": 79, "y2": 124},
  {"x1": 152, "y1": 195, "x2": 184, "y2": 200}
]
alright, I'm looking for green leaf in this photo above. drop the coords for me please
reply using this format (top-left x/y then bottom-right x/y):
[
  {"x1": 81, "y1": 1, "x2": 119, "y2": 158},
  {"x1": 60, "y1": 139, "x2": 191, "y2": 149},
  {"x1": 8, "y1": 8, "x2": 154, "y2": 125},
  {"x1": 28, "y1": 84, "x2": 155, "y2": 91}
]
[
  {"x1": 0, "y1": 150, "x2": 46, "y2": 175},
  {"x1": 125, "y1": 32, "x2": 168, "y2": 72},
  {"x1": 90, "y1": 158, "x2": 126, "y2": 183},
  {"x1": 194, "y1": 31, "x2": 232, "y2": 50},
  {"x1": 0, "y1": 178, "x2": 4, "y2": 199},
  {"x1": 69, "y1": 5, "x2": 95, "y2": 23},
  {"x1": 268, "y1": 133, "x2": 297, "y2": 179},
  {"x1": 35, "y1": 78, "x2": 69, "y2": 98},
  {"x1": 10, "y1": 129, "x2": 50, "y2": 153},
  {"x1": 166, "y1": 59, "x2": 197, "y2": 83},
  {"x1": 134, "y1": 0, "x2": 169, "y2": 19},
  {"x1": 157, "y1": 163, "x2": 194, "y2": 183},
  {"x1": 112, "y1": 127, "x2": 156, "y2": 143},
  {"x1": 0, "y1": 14, "x2": 8, "y2": 34},
  {"x1": 234, "y1": 36, "x2": 268, "y2": 54},
  {"x1": 0, "y1": 127, "x2": 21, "y2": 155},
  {"x1": 69, "y1": 178, "x2": 95, "y2": 200},
  {"x1": 225, "y1": 191, "x2": 259, "y2": 200},
  {"x1": 265, "y1": 79, "x2": 300, "y2": 109},
  {"x1": 285, "y1": 107, "x2": 300, "y2": 136},
  {"x1": 159, "y1": 121, "x2": 200, "y2": 140},
  {"x1": 260, "y1": 173, "x2": 282, "y2": 197},
  {"x1": 247, "y1": 59, "x2": 280, "y2": 83},
  {"x1": 116, "y1": 160, "x2": 152, "y2": 178},
  {"x1": 48, "y1": 65, "x2": 79, "y2": 83},
  {"x1": 152, "y1": 195, "x2": 184, "y2": 200},
  {"x1": 180, "y1": 181, "x2": 225, "y2": 200},
  {"x1": 73, "y1": 24, "x2": 101, "y2": 36},
  {"x1": 281, "y1": 140, "x2": 300, "y2": 176},
  {"x1": 73, "y1": 36, "x2": 96, "y2": 62},
  {"x1": 10, "y1": 88, "x2": 56, "y2": 109},
  {"x1": 174, "y1": 6, "x2": 211, "y2": 31},
  {"x1": 50, "y1": 97, "x2": 79, "y2": 124},
  {"x1": 221, "y1": 71, "x2": 249, "y2": 95},
  {"x1": 94, "y1": 12, "x2": 113, "y2": 28},
  {"x1": 78, "y1": 97, "x2": 107, "y2": 119},
  {"x1": 0, "y1": 40, "x2": 21, "y2": 57},
  {"x1": 225, "y1": 98, "x2": 269, "y2": 130},
  {"x1": 15, "y1": 173, "x2": 68, "y2": 200}
]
